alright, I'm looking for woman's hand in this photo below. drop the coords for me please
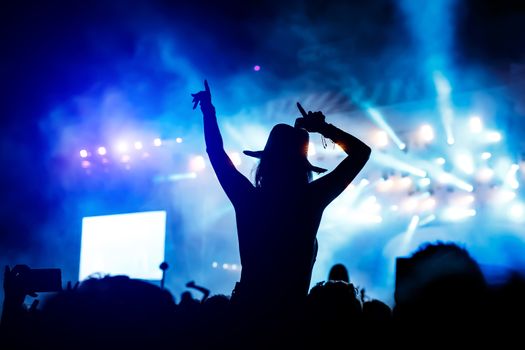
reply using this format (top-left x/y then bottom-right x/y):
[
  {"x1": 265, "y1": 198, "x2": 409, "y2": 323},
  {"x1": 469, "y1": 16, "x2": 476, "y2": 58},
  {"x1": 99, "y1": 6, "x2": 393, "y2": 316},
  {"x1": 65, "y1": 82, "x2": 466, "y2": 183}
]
[
  {"x1": 191, "y1": 80, "x2": 212, "y2": 109},
  {"x1": 295, "y1": 102, "x2": 327, "y2": 133}
]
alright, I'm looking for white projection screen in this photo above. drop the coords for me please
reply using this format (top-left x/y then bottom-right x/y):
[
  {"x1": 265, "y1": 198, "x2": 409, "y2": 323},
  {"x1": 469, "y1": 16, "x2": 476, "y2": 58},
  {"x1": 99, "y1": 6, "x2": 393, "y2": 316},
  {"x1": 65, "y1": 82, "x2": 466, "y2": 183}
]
[{"x1": 79, "y1": 211, "x2": 167, "y2": 281}]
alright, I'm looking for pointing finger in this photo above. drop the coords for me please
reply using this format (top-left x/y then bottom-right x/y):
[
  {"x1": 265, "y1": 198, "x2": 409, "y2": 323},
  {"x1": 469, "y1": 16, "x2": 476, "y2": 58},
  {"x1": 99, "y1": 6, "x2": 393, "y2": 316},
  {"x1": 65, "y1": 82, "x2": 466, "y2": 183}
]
[
  {"x1": 297, "y1": 102, "x2": 308, "y2": 118},
  {"x1": 204, "y1": 80, "x2": 210, "y2": 93}
]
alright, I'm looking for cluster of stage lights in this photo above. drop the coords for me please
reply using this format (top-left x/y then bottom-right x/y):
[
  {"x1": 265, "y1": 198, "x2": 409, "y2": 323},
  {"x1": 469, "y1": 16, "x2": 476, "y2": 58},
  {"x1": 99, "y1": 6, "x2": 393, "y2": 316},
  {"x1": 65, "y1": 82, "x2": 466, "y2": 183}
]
[
  {"x1": 343, "y1": 113, "x2": 524, "y2": 231},
  {"x1": 78, "y1": 136, "x2": 244, "y2": 176},
  {"x1": 211, "y1": 261, "x2": 240, "y2": 271}
]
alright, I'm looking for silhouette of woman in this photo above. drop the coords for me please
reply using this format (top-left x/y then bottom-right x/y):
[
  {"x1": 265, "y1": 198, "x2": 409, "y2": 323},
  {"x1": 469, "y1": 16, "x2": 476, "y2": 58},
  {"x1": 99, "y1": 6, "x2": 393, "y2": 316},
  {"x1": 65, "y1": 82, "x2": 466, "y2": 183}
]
[{"x1": 192, "y1": 81, "x2": 371, "y2": 315}]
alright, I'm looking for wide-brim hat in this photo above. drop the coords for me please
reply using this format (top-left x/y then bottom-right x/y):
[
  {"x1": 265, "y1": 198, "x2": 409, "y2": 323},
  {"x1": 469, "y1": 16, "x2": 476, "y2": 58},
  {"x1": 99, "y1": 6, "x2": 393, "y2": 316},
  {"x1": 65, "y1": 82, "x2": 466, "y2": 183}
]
[{"x1": 243, "y1": 123, "x2": 327, "y2": 173}]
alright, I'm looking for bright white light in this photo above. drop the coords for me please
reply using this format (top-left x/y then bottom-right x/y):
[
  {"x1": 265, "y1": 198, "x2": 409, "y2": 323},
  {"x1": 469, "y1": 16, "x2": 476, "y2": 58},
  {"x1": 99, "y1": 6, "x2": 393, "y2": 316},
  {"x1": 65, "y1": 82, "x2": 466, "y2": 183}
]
[
  {"x1": 435, "y1": 157, "x2": 446, "y2": 165},
  {"x1": 390, "y1": 205, "x2": 399, "y2": 211},
  {"x1": 98, "y1": 146, "x2": 107, "y2": 156},
  {"x1": 228, "y1": 152, "x2": 242, "y2": 166},
  {"x1": 190, "y1": 155, "x2": 206, "y2": 172},
  {"x1": 366, "y1": 108, "x2": 406, "y2": 150},
  {"x1": 398, "y1": 176, "x2": 413, "y2": 190},
  {"x1": 222, "y1": 263, "x2": 229, "y2": 270},
  {"x1": 79, "y1": 211, "x2": 166, "y2": 280},
  {"x1": 121, "y1": 154, "x2": 130, "y2": 163},
  {"x1": 376, "y1": 178, "x2": 393, "y2": 192},
  {"x1": 509, "y1": 203, "x2": 525, "y2": 222},
  {"x1": 455, "y1": 152, "x2": 474, "y2": 175},
  {"x1": 153, "y1": 138, "x2": 162, "y2": 147},
  {"x1": 308, "y1": 142, "x2": 316, "y2": 156},
  {"x1": 495, "y1": 189, "x2": 516, "y2": 203},
  {"x1": 116, "y1": 141, "x2": 129, "y2": 153},
  {"x1": 469, "y1": 116, "x2": 483, "y2": 133},
  {"x1": 438, "y1": 172, "x2": 453, "y2": 184},
  {"x1": 399, "y1": 143, "x2": 407, "y2": 150},
  {"x1": 359, "y1": 178, "x2": 370, "y2": 186},
  {"x1": 419, "y1": 214, "x2": 436, "y2": 226},
  {"x1": 481, "y1": 152, "x2": 492, "y2": 160},
  {"x1": 231, "y1": 264, "x2": 238, "y2": 271},
  {"x1": 176, "y1": 137, "x2": 183, "y2": 143},
  {"x1": 419, "y1": 124, "x2": 435, "y2": 142},
  {"x1": 447, "y1": 137, "x2": 455, "y2": 145},
  {"x1": 506, "y1": 164, "x2": 520, "y2": 189},
  {"x1": 80, "y1": 149, "x2": 88, "y2": 158},
  {"x1": 441, "y1": 207, "x2": 476, "y2": 222},
  {"x1": 373, "y1": 130, "x2": 389, "y2": 148},
  {"x1": 419, "y1": 178, "x2": 431, "y2": 187},
  {"x1": 408, "y1": 215, "x2": 420, "y2": 232},
  {"x1": 401, "y1": 197, "x2": 418, "y2": 213},
  {"x1": 134, "y1": 141, "x2": 143, "y2": 150},
  {"x1": 212, "y1": 262, "x2": 218, "y2": 268},
  {"x1": 487, "y1": 131, "x2": 502, "y2": 143},
  {"x1": 421, "y1": 197, "x2": 436, "y2": 211},
  {"x1": 476, "y1": 167, "x2": 494, "y2": 183}
]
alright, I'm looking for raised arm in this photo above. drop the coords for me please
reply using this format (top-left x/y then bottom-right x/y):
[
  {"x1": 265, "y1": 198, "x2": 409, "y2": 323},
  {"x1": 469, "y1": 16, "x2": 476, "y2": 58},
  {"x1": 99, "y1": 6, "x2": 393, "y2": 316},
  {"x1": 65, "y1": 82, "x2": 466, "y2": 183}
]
[
  {"x1": 192, "y1": 81, "x2": 253, "y2": 206},
  {"x1": 295, "y1": 103, "x2": 371, "y2": 208}
]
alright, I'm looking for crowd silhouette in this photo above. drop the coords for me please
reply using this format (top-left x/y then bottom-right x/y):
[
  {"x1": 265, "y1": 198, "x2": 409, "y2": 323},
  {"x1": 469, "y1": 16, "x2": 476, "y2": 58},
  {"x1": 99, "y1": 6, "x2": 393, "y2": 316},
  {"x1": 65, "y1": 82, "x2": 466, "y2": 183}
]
[{"x1": 1, "y1": 82, "x2": 523, "y2": 348}]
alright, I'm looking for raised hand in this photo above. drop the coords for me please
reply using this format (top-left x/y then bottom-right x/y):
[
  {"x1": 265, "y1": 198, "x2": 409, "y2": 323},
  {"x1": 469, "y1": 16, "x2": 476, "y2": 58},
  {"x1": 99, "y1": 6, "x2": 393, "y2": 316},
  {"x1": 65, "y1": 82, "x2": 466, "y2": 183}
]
[
  {"x1": 191, "y1": 80, "x2": 212, "y2": 109},
  {"x1": 295, "y1": 102, "x2": 326, "y2": 133},
  {"x1": 186, "y1": 280, "x2": 196, "y2": 288}
]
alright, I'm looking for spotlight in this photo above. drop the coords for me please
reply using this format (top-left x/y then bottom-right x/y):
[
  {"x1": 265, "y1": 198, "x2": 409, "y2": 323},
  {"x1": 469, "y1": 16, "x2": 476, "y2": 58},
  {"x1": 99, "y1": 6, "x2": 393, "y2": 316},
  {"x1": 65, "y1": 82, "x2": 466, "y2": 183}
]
[
  {"x1": 212, "y1": 262, "x2": 218, "y2": 268},
  {"x1": 418, "y1": 178, "x2": 431, "y2": 187},
  {"x1": 134, "y1": 141, "x2": 143, "y2": 150},
  {"x1": 509, "y1": 203, "x2": 525, "y2": 222},
  {"x1": 372, "y1": 130, "x2": 389, "y2": 148},
  {"x1": 441, "y1": 207, "x2": 476, "y2": 221},
  {"x1": 190, "y1": 155, "x2": 206, "y2": 172},
  {"x1": 475, "y1": 167, "x2": 494, "y2": 183},
  {"x1": 116, "y1": 141, "x2": 128, "y2": 153},
  {"x1": 469, "y1": 116, "x2": 483, "y2": 133},
  {"x1": 481, "y1": 152, "x2": 492, "y2": 160},
  {"x1": 455, "y1": 152, "x2": 474, "y2": 175},
  {"x1": 176, "y1": 137, "x2": 183, "y2": 143},
  {"x1": 97, "y1": 146, "x2": 107, "y2": 156},
  {"x1": 222, "y1": 263, "x2": 229, "y2": 270},
  {"x1": 80, "y1": 149, "x2": 88, "y2": 158},
  {"x1": 419, "y1": 124, "x2": 435, "y2": 142},
  {"x1": 435, "y1": 157, "x2": 446, "y2": 165},
  {"x1": 153, "y1": 138, "x2": 162, "y2": 147},
  {"x1": 81, "y1": 160, "x2": 90, "y2": 168},
  {"x1": 253, "y1": 65, "x2": 261, "y2": 71},
  {"x1": 487, "y1": 131, "x2": 502, "y2": 143}
]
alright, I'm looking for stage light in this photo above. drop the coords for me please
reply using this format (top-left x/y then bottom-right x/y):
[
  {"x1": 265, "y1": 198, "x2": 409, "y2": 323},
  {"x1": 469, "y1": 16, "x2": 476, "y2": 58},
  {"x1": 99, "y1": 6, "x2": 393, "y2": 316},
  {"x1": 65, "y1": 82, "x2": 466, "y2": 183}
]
[
  {"x1": 190, "y1": 155, "x2": 206, "y2": 172},
  {"x1": 80, "y1": 149, "x2": 88, "y2": 158},
  {"x1": 222, "y1": 263, "x2": 229, "y2": 270},
  {"x1": 418, "y1": 178, "x2": 431, "y2": 187},
  {"x1": 253, "y1": 65, "x2": 261, "y2": 71},
  {"x1": 176, "y1": 137, "x2": 183, "y2": 143},
  {"x1": 228, "y1": 152, "x2": 242, "y2": 166},
  {"x1": 390, "y1": 205, "x2": 399, "y2": 211},
  {"x1": 441, "y1": 207, "x2": 476, "y2": 221},
  {"x1": 121, "y1": 154, "x2": 130, "y2": 163},
  {"x1": 81, "y1": 160, "x2": 90, "y2": 168},
  {"x1": 401, "y1": 197, "x2": 418, "y2": 213},
  {"x1": 506, "y1": 164, "x2": 520, "y2": 189},
  {"x1": 433, "y1": 71, "x2": 455, "y2": 146},
  {"x1": 495, "y1": 189, "x2": 516, "y2": 203},
  {"x1": 469, "y1": 116, "x2": 483, "y2": 133},
  {"x1": 399, "y1": 176, "x2": 413, "y2": 190},
  {"x1": 372, "y1": 152, "x2": 427, "y2": 177},
  {"x1": 437, "y1": 172, "x2": 473, "y2": 192},
  {"x1": 509, "y1": 203, "x2": 525, "y2": 222},
  {"x1": 359, "y1": 178, "x2": 370, "y2": 186},
  {"x1": 487, "y1": 131, "x2": 502, "y2": 143},
  {"x1": 435, "y1": 157, "x2": 446, "y2": 165},
  {"x1": 308, "y1": 142, "x2": 316, "y2": 156},
  {"x1": 153, "y1": 138, "x2": 162, "y2": 147},
  {"x1": 372, "y1": 130, "x2": 389, "y2": 148},
  {"x1": 98, "y1": 146, "x2": 107, "y2": 156},
  {"x1": 231, "y1": 264, "x2": 238, "y2": 271},
  {"x1": 366, "y1": 107, "x2": 406, "y2": 150},
  {"x1": 376, "y1": 178, "x2": 394, "y2": 192},
  {"x1": 421, "y1": 197, "x2": 436, "y2": 211},
  {"x1": 419, "y1": 124, "x2": 435, "y2": 142},
  {"x1": 134, "y1": 141, "x2": 143, "y2": 150},
  {"x1": 481, "y1": 152, "x2": 492, "y2": 160},
  {"x1": 476, "y1": 167, "x2": 494, "y2": 183},
  {"x1": 455, "y1": 152, "x2": 474, "y2": 175},
  {"x1": 212, "y1": 262, "x2": 218, "y2": 268},
  {"x1": 116, "y1": 141, "x2": 128, "y2": 153},
  {"x1": 419, "y1": 214, "x2": 436, "y2": 226}
]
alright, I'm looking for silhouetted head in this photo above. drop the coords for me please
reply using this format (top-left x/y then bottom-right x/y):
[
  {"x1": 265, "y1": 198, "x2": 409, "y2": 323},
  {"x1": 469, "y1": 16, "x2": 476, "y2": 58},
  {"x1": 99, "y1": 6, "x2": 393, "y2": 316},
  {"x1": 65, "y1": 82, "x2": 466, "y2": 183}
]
[
  {"x1": 243, "y1": 124, "x2": 326, "y2": 188},
  {"x1": 328, "y1": 263, "x2": 349, "y2": 283}
]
